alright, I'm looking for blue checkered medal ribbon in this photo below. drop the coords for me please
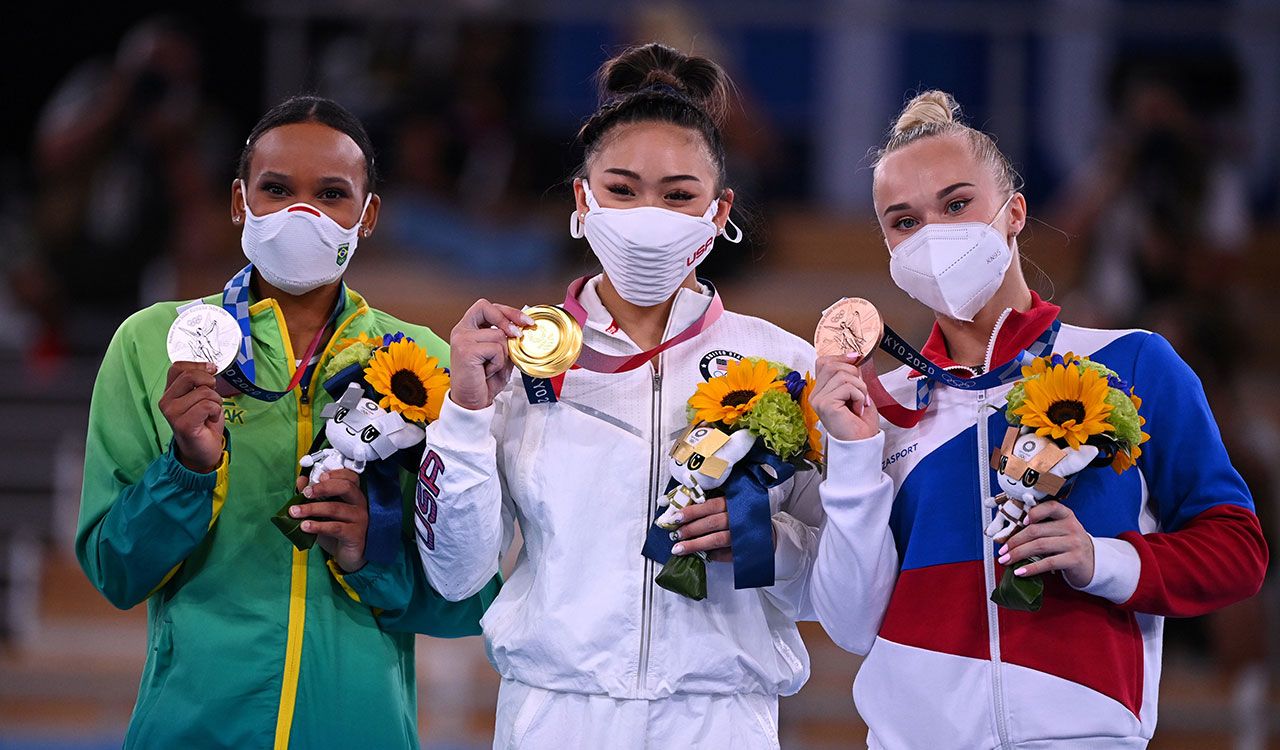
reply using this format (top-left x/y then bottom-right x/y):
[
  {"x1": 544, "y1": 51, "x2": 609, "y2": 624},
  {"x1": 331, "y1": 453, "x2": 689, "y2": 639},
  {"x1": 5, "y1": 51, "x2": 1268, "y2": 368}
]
[{"x1": 214, "y1": 263, "x2": 346, "y2": 401}]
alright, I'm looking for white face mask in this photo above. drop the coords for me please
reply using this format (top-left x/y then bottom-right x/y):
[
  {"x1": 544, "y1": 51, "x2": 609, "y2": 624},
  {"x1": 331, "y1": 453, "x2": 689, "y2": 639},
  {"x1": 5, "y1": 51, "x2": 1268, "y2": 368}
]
[
  {"x1": 239, "y1": 179, "x2": 372, "y2": 296},
  {"x1": 570, "y1": 182, "x2": 742, "y2": 308},
  {"x1": 887, "y1": 193, "x2": 1016, "y2": 322}
]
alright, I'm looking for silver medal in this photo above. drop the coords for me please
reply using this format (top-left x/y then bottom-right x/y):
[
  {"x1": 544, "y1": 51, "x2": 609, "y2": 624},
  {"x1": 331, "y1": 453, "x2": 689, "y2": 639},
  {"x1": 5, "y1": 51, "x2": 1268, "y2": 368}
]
[{"x1": 166, "y1": 304, "x2": 241, "y2": 372}]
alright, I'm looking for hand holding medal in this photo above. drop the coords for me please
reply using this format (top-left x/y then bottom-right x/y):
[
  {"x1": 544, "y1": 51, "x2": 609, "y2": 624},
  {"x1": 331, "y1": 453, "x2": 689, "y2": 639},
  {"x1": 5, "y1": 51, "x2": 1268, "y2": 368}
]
[
  {"x1": 810, "y1": 298, "x2": 884, "y2": 441},
  {"x1": 448, "y1": 299, "x2": 535, "y2": 410},
  {"x1": 161, "y1": 304, "x2": 240, "y2": 473}
]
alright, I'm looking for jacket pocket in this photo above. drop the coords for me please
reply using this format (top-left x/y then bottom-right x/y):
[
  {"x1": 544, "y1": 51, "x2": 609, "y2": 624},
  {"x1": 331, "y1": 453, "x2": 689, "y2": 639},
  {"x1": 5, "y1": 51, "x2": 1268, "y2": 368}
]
[{"x1": 125, "y1": 616, "x2": 175, "y2": 747}]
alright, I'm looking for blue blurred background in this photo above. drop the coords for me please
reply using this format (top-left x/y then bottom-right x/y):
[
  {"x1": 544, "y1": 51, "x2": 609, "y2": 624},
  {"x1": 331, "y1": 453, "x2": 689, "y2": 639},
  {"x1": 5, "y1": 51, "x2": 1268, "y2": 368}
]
[{"x1": 1, "y1": 1, "x2": 1277, "y2": 748}]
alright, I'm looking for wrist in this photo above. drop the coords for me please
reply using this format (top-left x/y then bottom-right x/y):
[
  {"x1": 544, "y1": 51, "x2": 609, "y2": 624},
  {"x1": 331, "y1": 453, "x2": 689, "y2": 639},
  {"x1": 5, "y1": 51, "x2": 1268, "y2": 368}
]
[
  {"x1": 337, "y1": 552, "x2": 367, "y2": 574},
  {"x1": 448, "y1": 388, "x2": 491, "y2": 411},
  {"x1": 174, "y1": 443, "x2": 220, "y2": 474}
]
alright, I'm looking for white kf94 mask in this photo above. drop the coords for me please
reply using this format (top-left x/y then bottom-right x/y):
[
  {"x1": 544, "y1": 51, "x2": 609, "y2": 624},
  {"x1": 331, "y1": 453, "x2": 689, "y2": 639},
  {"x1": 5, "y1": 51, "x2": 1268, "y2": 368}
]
[{"x1": 888, "y1": 193, "x2": 1016, "y2": 322}]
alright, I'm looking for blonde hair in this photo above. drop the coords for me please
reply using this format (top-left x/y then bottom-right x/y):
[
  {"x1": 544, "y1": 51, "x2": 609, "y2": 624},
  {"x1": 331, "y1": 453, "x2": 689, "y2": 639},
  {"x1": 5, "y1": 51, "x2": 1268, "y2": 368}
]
[{"x1": 874, "y1": 90, "x2": 1021, "y2": 194}]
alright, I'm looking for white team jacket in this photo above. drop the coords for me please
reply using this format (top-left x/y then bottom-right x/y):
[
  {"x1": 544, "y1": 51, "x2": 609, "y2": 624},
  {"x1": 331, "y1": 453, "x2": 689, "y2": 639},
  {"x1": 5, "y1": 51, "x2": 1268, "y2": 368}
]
[{"x1": 414, "y1": 276, "x2": 823, "y2": 700}]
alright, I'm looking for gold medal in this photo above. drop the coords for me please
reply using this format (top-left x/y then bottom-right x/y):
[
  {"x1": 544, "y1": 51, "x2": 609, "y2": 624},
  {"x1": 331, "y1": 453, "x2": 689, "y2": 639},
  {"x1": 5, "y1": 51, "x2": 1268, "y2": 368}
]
[
  {"x1": 508, "y1": 305, "x2": 583, "y2": 378},
  {"x1": 814, "y1": 297, "x2": 884, "y2": 363}
]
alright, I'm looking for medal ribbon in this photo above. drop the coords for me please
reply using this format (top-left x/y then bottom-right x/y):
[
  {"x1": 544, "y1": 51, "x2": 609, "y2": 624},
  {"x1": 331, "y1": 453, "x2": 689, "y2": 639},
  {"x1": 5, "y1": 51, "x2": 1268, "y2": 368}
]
[
  {"x1": 216, "y1": 263, "x2": 347, "y2": 402},
  {"x1": 521, "y1": 275, "x2": 725, "y2": 404},
  {"x1": 864, "y1": 319, "x2": 1060, "y2": 428}
]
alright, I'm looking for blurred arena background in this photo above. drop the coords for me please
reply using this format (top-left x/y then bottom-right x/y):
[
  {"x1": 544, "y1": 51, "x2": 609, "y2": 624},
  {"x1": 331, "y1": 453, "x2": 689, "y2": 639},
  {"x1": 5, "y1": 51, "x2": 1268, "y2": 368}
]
[{"x1": 1, "y1": 1, "x2": 1277, "y2": 748}]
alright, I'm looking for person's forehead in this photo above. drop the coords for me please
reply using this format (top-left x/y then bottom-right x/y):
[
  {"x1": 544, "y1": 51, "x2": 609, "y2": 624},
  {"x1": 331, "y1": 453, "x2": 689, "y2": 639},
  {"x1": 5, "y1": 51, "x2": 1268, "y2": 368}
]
[
  {"x1": 874, "y1": 135, "x2": 990, "y2": 201},
  {"x1": 593, "y1": 122, "x2": 714, "y2": 178},
  {"x1": 250, "y1": 122, "x2": 365, "y2": 178}
]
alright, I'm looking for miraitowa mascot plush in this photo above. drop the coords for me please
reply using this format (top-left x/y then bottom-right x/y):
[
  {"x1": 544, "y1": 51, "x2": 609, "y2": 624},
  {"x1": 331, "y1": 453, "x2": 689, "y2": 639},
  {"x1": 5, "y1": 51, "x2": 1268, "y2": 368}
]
[
  {"x1": 644, "y1": 426, "x2": 761, "y2": 601},
  {"x1": 983, "y1": 427, "x2": 1099, "y2": 610},
  {"x1": 984, "y1": 427, "x2": 1099, "y2": 543},
  {"x1": 300, "y1": 382, "x2": 425, "y2": 485},
  {"x1": 271, "y1": 381, "x2": 426, "y2": 564}
]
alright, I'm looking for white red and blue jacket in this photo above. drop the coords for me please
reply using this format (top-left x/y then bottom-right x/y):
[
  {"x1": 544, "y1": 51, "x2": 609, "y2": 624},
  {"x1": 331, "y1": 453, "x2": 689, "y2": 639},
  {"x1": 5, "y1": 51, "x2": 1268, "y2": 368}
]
[{"x1": 811, "y1": 293, "x2": 1268, "y2": 749}]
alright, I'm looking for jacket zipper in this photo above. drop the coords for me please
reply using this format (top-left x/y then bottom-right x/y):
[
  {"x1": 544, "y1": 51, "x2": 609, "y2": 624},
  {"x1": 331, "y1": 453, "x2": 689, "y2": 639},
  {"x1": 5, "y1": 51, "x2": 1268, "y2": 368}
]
[
  {"x1": 637, "y1": 369, "x2": 662, "y2": 693},
  {"x1": 977, "y1": 389, "x2": 1011, "y2": 749}
]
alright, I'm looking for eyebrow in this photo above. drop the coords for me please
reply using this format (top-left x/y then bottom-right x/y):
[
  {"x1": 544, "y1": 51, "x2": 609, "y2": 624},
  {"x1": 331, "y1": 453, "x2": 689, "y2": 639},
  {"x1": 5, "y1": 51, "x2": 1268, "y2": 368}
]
[
  {"x1": 603, "y1": 168, "x2": 702, "y2": 184},
  {"x1": 882, "y1": 182, "x2": 977, "y2": 216},
  {"x1": 937, "y1": 182, "x2": 974, "y2": 199},
  {"x1": 257, "y1": 172, "x2": 356, "y2": 189}
]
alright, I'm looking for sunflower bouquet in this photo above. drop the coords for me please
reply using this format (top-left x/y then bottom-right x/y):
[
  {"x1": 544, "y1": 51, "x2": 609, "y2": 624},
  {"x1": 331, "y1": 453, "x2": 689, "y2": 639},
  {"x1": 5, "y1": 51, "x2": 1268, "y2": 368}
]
[
  {"x1": 271, "y1": 332, "x2": 450, "y2": 563},
  {"x1": 987, "y1": 352, "x2": 1149, "y2": 610},
  {"x1": 642, "y1": 358, "x2": 823, "y2": 601}
]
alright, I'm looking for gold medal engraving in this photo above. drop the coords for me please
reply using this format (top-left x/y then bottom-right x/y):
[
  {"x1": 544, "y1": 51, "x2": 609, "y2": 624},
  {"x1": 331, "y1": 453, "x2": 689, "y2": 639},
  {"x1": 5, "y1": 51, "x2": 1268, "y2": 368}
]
[{"x1": 508, "y1": 305, "x2": 583, "y2": 378}]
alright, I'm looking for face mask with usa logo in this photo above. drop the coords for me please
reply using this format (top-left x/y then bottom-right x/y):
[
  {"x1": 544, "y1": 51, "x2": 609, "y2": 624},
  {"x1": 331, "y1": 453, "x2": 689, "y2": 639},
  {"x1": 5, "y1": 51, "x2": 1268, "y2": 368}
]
[
  {"x1": 239, "y1": 179, "x2": 372, "y2": 296},
  {"x1": 571, "y1": 182, "x2": 741, "y2": 308}
]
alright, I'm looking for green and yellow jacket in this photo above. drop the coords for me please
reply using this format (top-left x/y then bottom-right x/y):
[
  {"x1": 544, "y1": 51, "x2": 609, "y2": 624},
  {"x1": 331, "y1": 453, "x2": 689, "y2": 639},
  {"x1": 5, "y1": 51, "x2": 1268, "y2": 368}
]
[{"x1": 77, "y1": 286, "x2": 497, "y2": 749}]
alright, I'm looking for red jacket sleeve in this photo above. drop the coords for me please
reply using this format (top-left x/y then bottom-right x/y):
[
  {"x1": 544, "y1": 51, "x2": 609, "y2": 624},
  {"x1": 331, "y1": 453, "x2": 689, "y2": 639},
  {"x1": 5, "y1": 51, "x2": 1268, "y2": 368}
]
[{"x1": 1118, "y1": 504, "x2": 1268, "y2": 617}]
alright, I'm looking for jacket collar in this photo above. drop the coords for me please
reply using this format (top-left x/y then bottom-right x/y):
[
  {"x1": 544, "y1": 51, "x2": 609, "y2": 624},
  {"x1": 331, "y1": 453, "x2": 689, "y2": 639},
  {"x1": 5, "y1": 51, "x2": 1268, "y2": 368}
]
[{"x1": 911, "y1": 291, "x2": 1060, "y2": 379}]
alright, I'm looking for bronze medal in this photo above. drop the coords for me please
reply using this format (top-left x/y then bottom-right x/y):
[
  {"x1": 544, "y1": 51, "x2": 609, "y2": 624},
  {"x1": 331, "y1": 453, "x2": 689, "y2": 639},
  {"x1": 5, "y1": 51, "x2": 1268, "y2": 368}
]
[
  {"x1": 508, "y1": 305, "x2": 583, "y2": 378},
  {"x1": 814, "y1": 297, "x2": 884, "y2": 363}
]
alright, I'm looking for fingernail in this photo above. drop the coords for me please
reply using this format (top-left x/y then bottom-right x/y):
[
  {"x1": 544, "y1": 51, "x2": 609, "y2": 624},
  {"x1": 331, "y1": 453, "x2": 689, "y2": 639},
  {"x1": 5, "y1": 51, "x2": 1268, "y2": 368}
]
[
  {"x1": 671, "y1": 512, "x2": 684, "y2": 524},
  {"x1": 671, "y1": 530, "x2": 681, "y2": 541},
  {"x1": 672, "y1": 544, "x2": 685, "y2": 555},
  {"x1": 507, "y1": 324, "x2": 522, "y2": 337},
  {"x1": 205, "y1": 363, "x2": 217, "y2": 373},
  {"x1": 845, "y1": 352, "x2": 860, "y2": 360},
  {"x1": 302, "y1": 486, "x2": 313, "y2": 498},
  {"x1": 1014, "y1": 567, "x2": 1028, "y2": 577},
  {"x1": 302, "y1": 521, "x2": 313, "y2": 532},
  {"x1": 289, "y1": 506, "x2": 301, "y2": 517},
  {"x1": 520, "y1": 313, "x2": 534, "y2": 326},
  {"x1": 998, "y1": 544, "x2": 1009, "y2": 556},
  {"x1": 998, "y1": 553, "x2": 1010, "y2": 565}
]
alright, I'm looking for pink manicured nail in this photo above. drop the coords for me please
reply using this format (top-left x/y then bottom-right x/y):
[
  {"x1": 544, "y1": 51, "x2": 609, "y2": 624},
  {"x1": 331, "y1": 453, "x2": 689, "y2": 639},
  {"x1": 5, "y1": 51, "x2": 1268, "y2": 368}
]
[
  {"x1": 672, "y1": 544, "x2": 685, "y2": 555},
  {"x1": 520, "y1": 313, "x2": 534, "y2": 326},
  {"x1": 1014, "y1": 567, "x2": 1028, "y2": 577},
  {"x1": 507, "y1": 324, "x2": 522, "y2": 337},
  {"x1": 998, "y1": 554, "x2": 1010, "y2": 565},
  {"x1": 998, "y1": 544, "x2": 1009, "y2": 556}
]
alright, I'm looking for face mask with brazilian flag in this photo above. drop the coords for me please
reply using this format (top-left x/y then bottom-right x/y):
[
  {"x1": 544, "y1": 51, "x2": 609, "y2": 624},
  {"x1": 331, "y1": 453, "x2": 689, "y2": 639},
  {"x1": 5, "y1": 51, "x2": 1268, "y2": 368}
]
[{"x1": 240, "y1": 179, "x2": 371, "y2": 295}]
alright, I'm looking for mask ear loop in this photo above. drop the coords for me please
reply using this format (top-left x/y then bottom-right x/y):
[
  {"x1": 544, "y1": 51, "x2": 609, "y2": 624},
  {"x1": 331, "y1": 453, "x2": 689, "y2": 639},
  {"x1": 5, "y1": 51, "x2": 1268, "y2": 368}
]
[
  {"x1": 569, "y1": 210, "x2": 586, "y2": 239},
  {"x1": 720, "y1": 216, "x2": 743, "y2": 244}
]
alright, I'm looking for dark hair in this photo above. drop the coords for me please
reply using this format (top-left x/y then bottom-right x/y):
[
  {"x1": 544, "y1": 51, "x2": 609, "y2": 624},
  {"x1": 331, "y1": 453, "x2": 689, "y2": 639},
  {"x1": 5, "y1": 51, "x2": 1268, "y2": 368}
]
[
  {"x1": 577, "y1": 43, "x2": 732, "y2": 189},
  {"x1": 237, "y1": 95, "x2": 378, "y2": 192}
]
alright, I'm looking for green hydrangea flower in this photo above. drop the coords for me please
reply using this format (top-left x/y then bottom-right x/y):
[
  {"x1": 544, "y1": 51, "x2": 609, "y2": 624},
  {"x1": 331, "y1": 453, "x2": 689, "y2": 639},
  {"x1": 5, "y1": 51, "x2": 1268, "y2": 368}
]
[
  {"x1": 321, "y1": 342, "x2": 374, "y2": 383},
  {"x1": 1105, "y1": 389, "x2": 1143, "y2": 447},
  {"x1": 740, "y1": 388, "x2": 807, "y2": 460},
  {"x1": 1005, "y1": 382, "x2": 1027, "y2": 425},
  {"x1": 1077, "y1": 358, "x2": 1119, "y2": 381},
  {"x1": 744, "y1": 357, "x2": 792, "y2": 377}
]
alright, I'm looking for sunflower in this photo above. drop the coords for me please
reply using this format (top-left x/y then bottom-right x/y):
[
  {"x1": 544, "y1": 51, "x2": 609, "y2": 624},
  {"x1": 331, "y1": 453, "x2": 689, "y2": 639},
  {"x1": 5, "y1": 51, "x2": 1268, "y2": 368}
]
[
  {"x1": 363, "y1": 340, "x2": 450, "y2": 423},
  {"x1": 1020, "y1": 351, "x2": 1079, "y2": 380},
  {"x1": 688, "y1": 357, "x2": 785, "y2": 426},
  {"x1": 799, "y1": 372, "x2": 824, "y2": 463},
  {"x1": 1013, "y1": 362, "x2": 1114, "y2": 450},
  {"x1": 335, "y1": 330, "x2": 385, "y2": 353}
]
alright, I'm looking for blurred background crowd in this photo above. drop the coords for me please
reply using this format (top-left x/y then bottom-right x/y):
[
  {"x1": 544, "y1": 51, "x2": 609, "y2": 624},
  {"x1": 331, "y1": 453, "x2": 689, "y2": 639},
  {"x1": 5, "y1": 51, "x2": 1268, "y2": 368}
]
[{"x1": 1, "y1": 1, "x2": 1277, "y2": 748}]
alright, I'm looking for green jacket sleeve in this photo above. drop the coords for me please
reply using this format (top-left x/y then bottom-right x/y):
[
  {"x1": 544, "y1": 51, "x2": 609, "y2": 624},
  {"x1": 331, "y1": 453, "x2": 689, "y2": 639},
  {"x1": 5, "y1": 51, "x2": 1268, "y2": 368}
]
[{"x1": 76, "y1": 313, "x2": 230, "y2": 610}]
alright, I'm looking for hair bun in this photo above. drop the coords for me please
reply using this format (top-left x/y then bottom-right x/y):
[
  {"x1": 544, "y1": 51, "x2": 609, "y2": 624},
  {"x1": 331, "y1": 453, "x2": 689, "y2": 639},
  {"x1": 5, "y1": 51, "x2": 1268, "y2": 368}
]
[
  {"x1": 597, "y1": 42, "x2": 730, "y2": 126},
  {"x1": 893, "y1": 90, "x2": 961, "y2": 135}
]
